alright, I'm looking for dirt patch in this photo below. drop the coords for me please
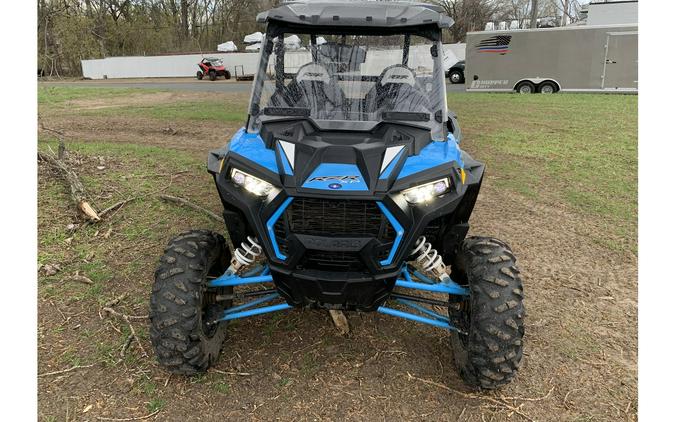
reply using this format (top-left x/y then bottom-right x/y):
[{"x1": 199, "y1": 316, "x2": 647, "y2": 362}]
[{"x1": 37, "y1": 95, "x2": 637, "y2": 421}]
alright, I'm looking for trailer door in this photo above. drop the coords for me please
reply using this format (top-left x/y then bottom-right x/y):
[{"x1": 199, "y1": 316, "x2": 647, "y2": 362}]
[{"x1": 602, "y1": 31, "x2": 638, "y2": 90}]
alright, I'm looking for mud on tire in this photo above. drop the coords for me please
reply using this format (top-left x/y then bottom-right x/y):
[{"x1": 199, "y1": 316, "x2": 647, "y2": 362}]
[
  {"x1": 149, "y1": 230, "x2": 231, "y2": 375},
  {"x1": 449, "y1": 236, "x2": 525, "y2": 389}
]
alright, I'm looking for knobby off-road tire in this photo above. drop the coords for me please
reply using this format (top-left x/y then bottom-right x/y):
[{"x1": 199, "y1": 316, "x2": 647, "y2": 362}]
[
  {"x1": 149, "y1": 230, "x2": 232, "y2": 375},
  {"x1": 209, "y1": 70, "x2": 217, "y2": 81},
  {"x1": 196, "y1": 71, "x2": 204, "y2": 80},
  {"x1": 449, "y1": 236, "x2": 525, "y2": 389}
]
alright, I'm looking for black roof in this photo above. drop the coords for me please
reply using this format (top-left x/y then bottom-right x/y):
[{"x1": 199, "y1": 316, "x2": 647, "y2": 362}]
[{"x1": 257, "y1": 1, "x2": 453, "y2": 29}]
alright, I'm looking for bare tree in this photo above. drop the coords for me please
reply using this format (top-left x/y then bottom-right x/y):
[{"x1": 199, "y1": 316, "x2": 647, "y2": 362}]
[
  {"x1": 530, "y1": 0, "x2": 539, "y2": 28},
  {"x1": 431, "y1": 0, "x2": 501, "y2": 42}
]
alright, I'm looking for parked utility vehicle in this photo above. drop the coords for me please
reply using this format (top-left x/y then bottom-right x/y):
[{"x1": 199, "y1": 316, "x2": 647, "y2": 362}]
[
  {"x1": 150, "y1": 1, "x2": 524, "y2": 390},
  {"x1": 197, "y1": 57, "x2": 231, "y2": 81}
]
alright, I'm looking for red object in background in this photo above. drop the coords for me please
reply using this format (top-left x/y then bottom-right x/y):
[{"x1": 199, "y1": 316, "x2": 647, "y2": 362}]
[{"x1": 196, "y1": 57, "x2": 232, "y2": 81}]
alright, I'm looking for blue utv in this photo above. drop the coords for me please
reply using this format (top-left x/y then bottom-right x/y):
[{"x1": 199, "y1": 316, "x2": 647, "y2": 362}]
[{"x1": 150, "y1": 1, "x2": 524, "y2": 390}]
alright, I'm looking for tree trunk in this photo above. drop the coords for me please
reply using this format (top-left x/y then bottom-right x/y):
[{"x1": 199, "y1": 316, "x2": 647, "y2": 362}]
[
  {"x1": 181, "y1": 0, "x2": 189, "y2": 41},
  {"x1": 561, "y1": 0, "x2": 570, "y2": 26},
  {"x1": 530, "y1": 0, "x2": 538, "y2": 29}
]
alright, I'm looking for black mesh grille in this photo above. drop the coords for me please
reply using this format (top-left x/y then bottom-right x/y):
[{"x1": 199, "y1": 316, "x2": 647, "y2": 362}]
[
  {"x1": 287, "y1": 198, "x2": 395, "y2": 239},
  {"x1": 272, "y1": 198, "x2": 397, "y2": 271}
]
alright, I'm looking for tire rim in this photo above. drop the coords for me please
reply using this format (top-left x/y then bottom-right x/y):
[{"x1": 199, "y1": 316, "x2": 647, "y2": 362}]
[
  {"x1": 451, "y1": 73, "x2": 460, "y2": 83},
  {"x1": 541, "y1": 85, "x2": 554, "y2": 94},
  {"x1": 519, "y1": 85, "x2": 532, "y2": 94}
]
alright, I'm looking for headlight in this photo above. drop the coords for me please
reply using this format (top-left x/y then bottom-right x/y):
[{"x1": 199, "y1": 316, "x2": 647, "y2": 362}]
[
  {"x1": 230, "y1": 168, "x2": 274, "y2": 197},
  {"x1": 402, "y1": 178, "x2": 451, "y2": 204}
]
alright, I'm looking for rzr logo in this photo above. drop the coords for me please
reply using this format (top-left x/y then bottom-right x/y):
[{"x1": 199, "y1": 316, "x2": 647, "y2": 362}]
[{"x1": 309, "y1": 175, "x2": 360, "y2": 183}]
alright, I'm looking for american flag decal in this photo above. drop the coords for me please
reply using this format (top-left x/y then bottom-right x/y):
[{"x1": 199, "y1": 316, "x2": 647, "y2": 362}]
[{"x1": 476, "y1": 35, "x2": 512, "y2": 54}]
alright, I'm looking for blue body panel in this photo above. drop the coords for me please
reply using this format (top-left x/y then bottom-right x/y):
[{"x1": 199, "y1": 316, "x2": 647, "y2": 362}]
[
  {"x1": 229, "y1": 128, "x2": 279, "y2": 174},
  {"x1": 302, "y1": 163, "x2": 369, "y2": 191},
  {"x1": 376, "y1": 202, "x2": 404, "y2": 266},
  {"x1": 266, "y1": 197, "x2": 294, "y2": 260},
  {"x1": 397, "y1": 135, "x2": 463, "y2": 180}
]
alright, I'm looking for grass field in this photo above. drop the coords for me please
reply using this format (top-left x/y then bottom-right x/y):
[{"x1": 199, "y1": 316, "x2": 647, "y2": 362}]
[{"x1": 37, "y1": 85, "x2": 638, "y2": 421}]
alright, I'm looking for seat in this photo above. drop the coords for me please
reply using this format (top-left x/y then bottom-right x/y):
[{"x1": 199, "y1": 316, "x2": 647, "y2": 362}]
[
  {"x1": 364, "y1": 65, "x2": 431, "y2": 115},
  {"x1": 270, "y1": 63, "x2": 347, "y2": 118}
]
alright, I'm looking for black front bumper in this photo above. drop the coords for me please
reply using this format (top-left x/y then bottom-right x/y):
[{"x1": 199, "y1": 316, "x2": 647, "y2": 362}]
[{"x1": 211, "y1": 154, "x2": 483, "y2": 311}]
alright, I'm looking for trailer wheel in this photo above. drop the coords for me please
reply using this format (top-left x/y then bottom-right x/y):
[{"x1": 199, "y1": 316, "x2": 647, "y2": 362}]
[
  {"x1": 196, "y1": 71, "x2": 203, "y2": 80},
  {"x1": 538, "y1": 81, "x2": 557, "y2": 94},
  {"x1": 515, "y1": 81, "x2": 535, "y2": 94}
]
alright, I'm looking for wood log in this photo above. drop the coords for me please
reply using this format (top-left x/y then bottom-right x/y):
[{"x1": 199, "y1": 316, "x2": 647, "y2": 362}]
[{"x1": 38, "y1": 151, "x2": 100, "y2": 221}]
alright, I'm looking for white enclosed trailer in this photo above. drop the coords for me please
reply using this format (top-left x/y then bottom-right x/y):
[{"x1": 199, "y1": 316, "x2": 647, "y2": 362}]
[{"x1": 465, "y1": 24, "x2": 638, "y2": 93}]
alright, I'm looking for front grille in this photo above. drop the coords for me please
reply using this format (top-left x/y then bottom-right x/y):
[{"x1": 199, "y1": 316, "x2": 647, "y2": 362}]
[
  {"x1": 287, "y1": 198, "x2": 395, "y2": 239},
  {"x1": 273, "y1": 198, "x2": 397, "y2": 270}
]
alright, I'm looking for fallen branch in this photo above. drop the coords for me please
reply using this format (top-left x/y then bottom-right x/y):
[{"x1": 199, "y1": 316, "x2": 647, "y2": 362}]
[
  {"x1": 38, "y1": 363, "x2": 96, "y2": 377},
  {"x1": 158, "y1": 194, "x2": 224, "y2": 223},
  {"x1": 38, "y1": 150, "x2": 100, "y2": 221},
  {"x1": 405, "y1": 373, "x2": 541, "y2": 422},
  {"x1": 99, "y1": 197, "x2": 139, "y2": 219},
  {"x1": 211, "y1": 369, "x2": 252, "y2": 376},
  {"x1": 64, "y1": 273, "x2": 94, "y2": 285},
  {"x1": 100, "y1": 299, "x2": 149, "y2": 358},
  {"x1": 39, "y1": 122, "x2": 66, "y2": 159},
  {"x1": 97, "y1": 409, "x2": 161, "y2": 421}
]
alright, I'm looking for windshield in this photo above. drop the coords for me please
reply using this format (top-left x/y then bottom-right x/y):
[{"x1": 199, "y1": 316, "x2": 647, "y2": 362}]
[{"x1": 247, "y1": 30, "x2": 448, "y2": 139}]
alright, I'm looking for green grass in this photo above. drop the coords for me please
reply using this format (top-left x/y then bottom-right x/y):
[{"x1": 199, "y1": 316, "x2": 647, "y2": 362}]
[
  {"x1": 450, "y1": 92, "x2": 637, "y2": 249},
  {"x1": 89, "y1": 101, "x2": 248, "y2": 122},
  {"x1": 147, "y1": 398, "x2": 166, "y2": 413}
]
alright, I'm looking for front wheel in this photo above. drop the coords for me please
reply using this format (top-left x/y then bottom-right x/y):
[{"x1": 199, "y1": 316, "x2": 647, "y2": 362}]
[
  {"x1": 149, "y1": 230, "x2": 232, "y2": 375},
  {"x1": 196, "y1": 71, "x2": 203, "y2": 80},
  {"x1": 209, "y1": 70, "x2": 217, "y2": 81},
  {"x1": 449, "y1": 236, "x2": 525, "y2": 389}
]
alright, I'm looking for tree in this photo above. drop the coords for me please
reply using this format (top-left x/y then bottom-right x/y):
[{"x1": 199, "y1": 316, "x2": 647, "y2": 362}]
[{"x1": 431, "y1": 0, "x2": 501, "y2": 42}]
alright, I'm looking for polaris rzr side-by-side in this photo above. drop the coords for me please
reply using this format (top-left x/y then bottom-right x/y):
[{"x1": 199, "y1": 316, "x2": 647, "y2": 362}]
[
  {"x1": 150, "y1": 1, "x2": 524, "y2": 390},
  {"x1": 196, "y1": 57, "x2": 231, "y2": 81}
]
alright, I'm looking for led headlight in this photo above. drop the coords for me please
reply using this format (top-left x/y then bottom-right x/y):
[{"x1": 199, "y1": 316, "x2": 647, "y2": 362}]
[
  {"x1": 402, "y1": 178, "x2": 451, "y2": 204},
  {"x1": 230, "y1": 168, "x2": 273, "y2": 197}
]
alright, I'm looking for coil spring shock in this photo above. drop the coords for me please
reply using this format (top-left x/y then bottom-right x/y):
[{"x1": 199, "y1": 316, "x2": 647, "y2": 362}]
[
  {"x1": 409, "y1": 236, "x2": 450, "y2": 282},
  {"x1": 230, "y1": 236, "x2": 263, "y2": 273}
]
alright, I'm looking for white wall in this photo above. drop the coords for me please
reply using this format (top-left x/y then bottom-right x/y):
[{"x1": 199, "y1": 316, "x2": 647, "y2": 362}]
[
  {"x1": 81, "y1": 44, "x2": 466, "y2": 79},
  {"x1": 81, "y1": 52, "x2": 260, "y2": 79}
]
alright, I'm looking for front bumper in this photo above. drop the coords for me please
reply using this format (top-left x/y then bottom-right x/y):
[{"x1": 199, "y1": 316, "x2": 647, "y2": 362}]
[{"x1": 211, "y1": 152, "x2": 484, "y2": 311}]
